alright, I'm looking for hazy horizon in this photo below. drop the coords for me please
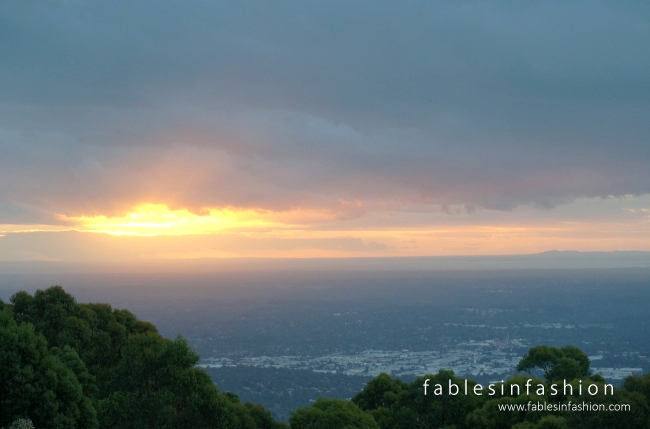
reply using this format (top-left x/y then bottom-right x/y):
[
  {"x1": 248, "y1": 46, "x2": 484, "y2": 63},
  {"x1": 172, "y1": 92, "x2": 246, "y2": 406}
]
[{"x1": 0, "y1": 250, "x2": 648, "y2": 275}]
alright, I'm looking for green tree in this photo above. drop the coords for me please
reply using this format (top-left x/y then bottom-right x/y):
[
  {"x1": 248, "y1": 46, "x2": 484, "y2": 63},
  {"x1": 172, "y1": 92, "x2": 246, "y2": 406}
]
[
  {"x1": 5, "y1": 419, "x2": 35, "y2": 429},
  {"x1": 6, "y1": 286, "x2": 346, "y2": 427},
  {"x1": 386, "y1": 370, "x2": 482, "y2": 429},
  {"x1": 11, "y1": 286, "x2": 78, "y2": 348},
  {"x1": 516, "y1": 345, "x2": 590, "y2": 382},
  {"x1": 10, "y1": 287, "x2": 160, "y2": 397},
  {"x1": 231, "y1": 402, "x2": 289, "y2": 429},
  {"x1": 352, "y1": 373, "x2": 406, "y2": 411},
  {"x1": 564, "y1": 376, "x2": 650, "y2": 429},
  {"x1": 623, "y1": 373, "x2": 650, "y2": 408},
  {"x1": 290, "y1": 398, "x2": 379, "y2": 429},
  {"x1": 466, "y1": 376, "x2": 547, "y2": 429},
  {"x1": 0, "y1": 309, "x2": 97, "y2": 429},
  {"x1": 8, "y1": 286, "x2": 285, "y2": 429},
  {"x1": 100, "y1": 333, "x2": 234, "y2": 429},
  {"x1": 512, "y1": 415, "x2": 568, "y2": 429}
]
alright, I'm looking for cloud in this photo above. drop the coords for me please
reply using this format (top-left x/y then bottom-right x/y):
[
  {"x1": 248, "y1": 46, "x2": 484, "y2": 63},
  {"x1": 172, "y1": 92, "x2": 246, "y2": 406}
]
[{"x1": 0, "y1": 0, "x2": 649, "y2": 224}]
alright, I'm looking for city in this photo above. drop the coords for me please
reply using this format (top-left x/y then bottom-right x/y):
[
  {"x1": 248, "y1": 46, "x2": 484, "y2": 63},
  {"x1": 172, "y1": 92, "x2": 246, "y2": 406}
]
[{"x1": 199, "y1": 337, "x2": 644, "y2": 382}]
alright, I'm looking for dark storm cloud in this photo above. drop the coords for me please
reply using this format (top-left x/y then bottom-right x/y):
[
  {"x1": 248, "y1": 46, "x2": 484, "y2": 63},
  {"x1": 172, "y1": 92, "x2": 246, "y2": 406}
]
[{"x1": 1, "y1": 0, "x2": 649, "y2": 222}]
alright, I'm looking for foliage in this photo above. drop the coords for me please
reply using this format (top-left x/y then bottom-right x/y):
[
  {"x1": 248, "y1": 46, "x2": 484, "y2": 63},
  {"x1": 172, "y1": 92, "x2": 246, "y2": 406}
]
[
  {"x1": 4, "y1": 286, "x2": 286, "y2": 429},
  {"x1": 232, "y1": 402, "x2": 289, "y2": 429},
  {"x1": 512, "y1": 415, "x2": 568, "y2": 429},
  {"x1": 4, "y1": 419, "x2": 35, "y2": 429},
  {"x1": 0, "y1": 308, "x2": 97, "y2": 429},
  {"x1": 623, "y1": 372, "x2": 650, "y2": 408},
  {"x1": 5, "y1": 286, "x2": 650, "y2": 429},
  {"x1": 292, "y1": 346, "x2": 650, "y2": 429},
  {"x1": 389, "y1": 370, "x2": 483, "y2": 429},
  {"x1": 465, "y1": 375, "x2": 548, "y2": 429},
  {"x1": 352, "y1": 373, "x2": 406, "y2": 412},
  {"x1": 290, "y1": 398, "x2": 379, "y2": 429},
  {"x1": 205, "y1": 365, "x2": 371, "y2": 422},
  {"x1": 99, "y1": 333, "x2": 233, "y2": 428},
  {"x1": 516, "y1": 345, "x2": 590, "y2": 382}
]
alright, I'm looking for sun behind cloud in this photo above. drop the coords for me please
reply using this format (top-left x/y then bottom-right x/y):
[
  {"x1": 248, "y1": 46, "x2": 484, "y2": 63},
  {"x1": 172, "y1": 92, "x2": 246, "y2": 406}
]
[{"x1": 61, "y1": 204, "x2": 275, "y2": 236}]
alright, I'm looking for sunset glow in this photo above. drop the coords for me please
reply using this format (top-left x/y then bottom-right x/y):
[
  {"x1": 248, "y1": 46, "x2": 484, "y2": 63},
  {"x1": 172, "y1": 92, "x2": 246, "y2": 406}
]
[
  {"x1": 61, "y1": 204, "x2": 277, "y2": 236},
  {"x1": 1, "y1": 1, "x2": 649, "y2": 264}
]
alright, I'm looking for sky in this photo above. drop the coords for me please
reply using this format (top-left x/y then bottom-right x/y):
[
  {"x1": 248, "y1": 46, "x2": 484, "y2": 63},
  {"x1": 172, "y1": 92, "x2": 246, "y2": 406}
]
[{"x1": 1, "y1": 1, "x2": 649, "y2": 261}]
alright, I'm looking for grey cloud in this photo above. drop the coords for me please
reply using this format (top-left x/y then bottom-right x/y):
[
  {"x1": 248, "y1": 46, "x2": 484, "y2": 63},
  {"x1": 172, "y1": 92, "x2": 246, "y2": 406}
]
[{"x1": 1, "y1": 1, "x2": 649, "y2": 222}]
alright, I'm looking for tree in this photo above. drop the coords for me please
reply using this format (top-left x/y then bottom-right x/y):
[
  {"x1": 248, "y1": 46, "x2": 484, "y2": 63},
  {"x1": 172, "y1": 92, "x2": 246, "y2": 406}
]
[
  {"x1": 231, "y1": 402, "x2": 289, "y2": 429},
  {"x1": 4, "y1": 419, "x2": 35, "y2": 429},
  {"x1": 11, "y1": 286, "x2": 78, "y2": 348},
  {"x1": 466, "y1": 376, "x2": 548, "y2": 429},
  {"x1": 623, "y1": 373, "x2": 650, "y2": 408},
  {"x1": 516, "y1": 345, "x2": 590, "y2": 382},
  {"x1": 290, "y1": 398, "x2": 379, "y2": 429},
  {"x1": 100, "y1": 333, "x2": 235, "y2": 429},
  {"x1": 352, "y1": 373, "x2": 406, "y2": 411},
  {"x1": 10, "y1": 286, "x2": 160, "y2": 398},
  {"x1": 512, "y1": 415, "x2": 568, "y2": 429},
  {"x1": 395, "y1": 370, "x2": 481, "y2": 429},
  {"x1": 0, "y1": 309, "x2": 97, "y2": 429},
  {"x1": 8, "y1": 286, "x2": 284, "y2": 429},
  {"x1": 564, "y1": 376, "x2": 650, "y2": 429}
]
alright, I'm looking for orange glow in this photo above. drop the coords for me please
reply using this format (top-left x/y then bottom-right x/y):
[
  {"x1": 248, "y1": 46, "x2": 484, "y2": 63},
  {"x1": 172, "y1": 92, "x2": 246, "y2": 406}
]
[
  {"x1": 61, "y1": 204, "x2": 277, "y2": 236},
  {"x1": 1, "y1": 197, "x2": 648, "y2": 261}
]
